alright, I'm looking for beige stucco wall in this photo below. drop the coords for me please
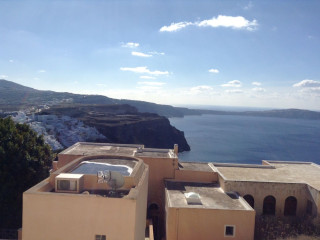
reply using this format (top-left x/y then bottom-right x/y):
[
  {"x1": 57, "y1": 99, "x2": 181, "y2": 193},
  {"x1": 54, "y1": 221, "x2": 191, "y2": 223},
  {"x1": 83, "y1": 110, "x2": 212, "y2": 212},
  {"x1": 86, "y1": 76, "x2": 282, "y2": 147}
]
[
  {"x1": 138, "y1": 156, "x2": 177, "y2": 209},
  {"x1": 138, "y1": 156, "x2": 177, "y2": 239},
  {"x1": 318, "y1": 192, "x2": 320, "y2": 217},
  {"x1": 23, "y1": 191, "x2": 136, "y2": 240},
  {"x1": 134, "y1": 164, "x2": 149, "y2": 240},
  {"x1": 222, "y1": 180, "x2": 314, "y2": 217},
  {"x1": 166, "y1": 207, "x2": 255, "y2": 240},
  {"x1": 308, "y1": 185, "x2": 320, "y2": 217},
  {"x1": 22, "y1": 163, "x2": 149, "y2": 240},
  {"x1": 57, "y1": 153, "x2": 81, "y2": 169},
  {"x1": 174, "y1": 169, "x2": 218, "y2": 183}
]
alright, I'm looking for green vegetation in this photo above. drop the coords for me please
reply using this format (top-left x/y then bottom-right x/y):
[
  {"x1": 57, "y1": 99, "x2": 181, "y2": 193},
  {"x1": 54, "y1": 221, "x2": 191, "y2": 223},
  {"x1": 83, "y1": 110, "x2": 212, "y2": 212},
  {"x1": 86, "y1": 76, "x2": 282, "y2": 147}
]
[
  {"x1": 255, "y1": 216, "x2": 320, "y2": 240},
  {"x1": 0, "y1": 117, "x2": 53, "y2": 228}
]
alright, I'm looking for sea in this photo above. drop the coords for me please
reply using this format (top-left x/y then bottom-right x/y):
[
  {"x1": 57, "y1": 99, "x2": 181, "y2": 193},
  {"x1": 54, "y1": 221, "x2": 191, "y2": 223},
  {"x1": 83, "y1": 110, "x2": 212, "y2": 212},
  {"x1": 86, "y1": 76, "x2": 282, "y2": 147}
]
[{"x1": 169, "y1": 114, "x2": 320, "y2": 165}]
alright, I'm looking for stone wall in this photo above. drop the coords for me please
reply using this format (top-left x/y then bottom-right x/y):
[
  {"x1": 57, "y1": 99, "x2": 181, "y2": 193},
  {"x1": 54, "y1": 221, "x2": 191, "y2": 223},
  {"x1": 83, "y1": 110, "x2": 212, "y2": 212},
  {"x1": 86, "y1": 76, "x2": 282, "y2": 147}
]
[{"x1": 221, "y1": 180, "x2": 316, "y2": 217}]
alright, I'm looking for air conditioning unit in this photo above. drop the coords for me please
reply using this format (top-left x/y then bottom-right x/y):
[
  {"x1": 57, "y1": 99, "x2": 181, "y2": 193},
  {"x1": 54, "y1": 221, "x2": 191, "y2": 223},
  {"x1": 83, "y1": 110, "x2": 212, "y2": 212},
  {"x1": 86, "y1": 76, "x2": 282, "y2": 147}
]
[{"x1": 55, "y1": 173, "x2": 84, "y2": 193}]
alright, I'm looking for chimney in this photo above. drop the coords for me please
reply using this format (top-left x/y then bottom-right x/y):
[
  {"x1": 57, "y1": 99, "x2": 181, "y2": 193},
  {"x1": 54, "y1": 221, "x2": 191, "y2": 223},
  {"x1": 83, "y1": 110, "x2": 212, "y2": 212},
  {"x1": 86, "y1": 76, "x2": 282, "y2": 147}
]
[{"x1": 174, "y1": 144, "x2": 178, "y2": 155}]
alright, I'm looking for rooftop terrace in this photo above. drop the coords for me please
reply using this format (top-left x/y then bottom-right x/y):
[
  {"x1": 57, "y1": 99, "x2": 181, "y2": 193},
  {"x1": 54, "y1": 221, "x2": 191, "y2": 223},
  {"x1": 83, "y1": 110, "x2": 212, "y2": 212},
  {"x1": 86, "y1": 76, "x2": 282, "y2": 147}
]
[
  {"x1": 60, "y1": 142, "x2": 141, "y2": 156},
  {"x1": 215, "y1": 161, "x2": 320, "y2": 190},
  {"x1": 165, "y1": 181, "x2": 252, "y2": 211},
  {"x1": 60, "y1": 142, "x2": 176, "y2": 159},
  {"x1": 178, "y1": 162, "x2": 214, "y2": 172}
]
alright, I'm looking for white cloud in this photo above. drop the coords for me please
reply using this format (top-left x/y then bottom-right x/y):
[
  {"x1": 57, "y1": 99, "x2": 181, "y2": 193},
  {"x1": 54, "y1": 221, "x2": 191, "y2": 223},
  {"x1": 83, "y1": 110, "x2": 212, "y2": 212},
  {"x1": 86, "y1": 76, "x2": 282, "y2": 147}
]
[
  {"x1": 189, "y1": 85, "x2": 214, "y2": 94},
  {"x1": 122, "y1": 42, "x2": 139, "y2": 48},
  {"x1": 208, "y1": 69, "x2": 219, "y2": 73},
  {"x1": 221, "y1": 80, "x2": 242, "y2": 88},
  {"x1": 38, "y1": 70, "x2": 46, "y2": 73},
  {"x1": 9, "y1": 59, "x2": 14, "y2": 63},
  {"x1": 131, "y1": 51, "x2": 152, "y2": 58},
  {"x1": 138, "y1": 81, "x2": 166, "y2": 86},
  {"x1": 149, "y1": 51, "x2": 165, "y2": 56},
  {"x1": 293, "y1": 79, "x2": 320, "y2": 88},
  {"x1": 160, "y1": 15, "x2": 258, "y2": 32},
  {"x1": 300, "y1": 87, "x2": 320, "y2": 93},
  {"x1": 120, "y1": 67, "x2": 147, "y2": 74},
  {"x1": 293, "y1": 79, "x2": 320, "y2": 95},
  {"x1": 252, "y1": 87, "x2": 266, "y2": 92},
  {"x1": 0, "y1": 75, "x2": 9, "y2": 79},
  {"x1": 140, "y1": 76, "x2": 156, "y2": 80},
  {"x1": 120, "y1": 66, "x2": 169, "y2": 76},
  {"x1": 198, "y1": 15, "x2": 258, "y2": 31},
  {"x1": 252, "y1": 81, "x2": 261, "y2": 86},
  {"x1": 33, "y1": 77, "x2": 40, "y2": 81},
  {"x1": 160, "y1": 21, "x2": 193, "y2": 32},
  {"x1": 225, "y1": 89, "x2": 243, "y2": 94}
]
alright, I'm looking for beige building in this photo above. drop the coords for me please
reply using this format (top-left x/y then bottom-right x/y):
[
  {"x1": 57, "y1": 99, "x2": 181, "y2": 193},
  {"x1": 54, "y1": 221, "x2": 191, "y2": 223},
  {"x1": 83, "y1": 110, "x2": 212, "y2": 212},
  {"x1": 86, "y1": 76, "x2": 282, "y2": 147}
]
[
  {"x1": 20, "y1": 142, "x2": 320, "y2": 240},
  {"x1": 22, "y1": 154, "x2": 149, "y2": 240}
]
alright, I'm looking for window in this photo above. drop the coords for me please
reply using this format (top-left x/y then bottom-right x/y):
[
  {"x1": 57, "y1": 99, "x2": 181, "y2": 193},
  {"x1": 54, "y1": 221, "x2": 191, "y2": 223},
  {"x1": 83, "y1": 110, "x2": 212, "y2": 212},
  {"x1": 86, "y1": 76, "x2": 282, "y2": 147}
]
[
  {"x1": 224, "y1": 225, "x2": 235, "y2": 237},
  {"x1": 284, "y1": 196, "x2": 297, "y2": 216},
  {"x1": 263, "y1": 195, "x2": 276, "y2": 215},
  {"x1": 95, "y1": 235, "x2": 106, "y2": 240}
]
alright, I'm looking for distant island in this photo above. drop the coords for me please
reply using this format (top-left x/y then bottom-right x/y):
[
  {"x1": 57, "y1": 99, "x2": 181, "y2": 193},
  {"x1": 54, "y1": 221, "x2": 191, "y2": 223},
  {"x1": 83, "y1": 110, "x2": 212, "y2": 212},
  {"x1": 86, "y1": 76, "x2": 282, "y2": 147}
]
[{"x1": 197, "y1": 108, "x2": 320, "y2": 120}]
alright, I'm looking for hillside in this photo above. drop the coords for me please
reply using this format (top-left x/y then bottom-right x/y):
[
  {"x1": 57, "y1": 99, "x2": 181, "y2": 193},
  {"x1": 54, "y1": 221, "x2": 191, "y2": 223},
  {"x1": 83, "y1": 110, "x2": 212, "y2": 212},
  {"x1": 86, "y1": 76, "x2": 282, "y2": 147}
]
[
  {"x1": 0, "y1": 79, "x2": 199, "y2": 117},
  {"x1": 198, "y1": 108, "x2": 320, "y2": 120},
  {"x1": 1, "y1": 79, "x2": 319, "y2": 120}
]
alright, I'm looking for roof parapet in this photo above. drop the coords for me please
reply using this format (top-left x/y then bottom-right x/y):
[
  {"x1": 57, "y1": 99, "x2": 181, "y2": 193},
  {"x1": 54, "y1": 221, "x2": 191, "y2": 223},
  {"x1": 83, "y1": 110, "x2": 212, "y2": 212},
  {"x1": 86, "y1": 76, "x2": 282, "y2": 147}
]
[{"x1": 211, "y1": 162, "x2": 275, "y2": 169}]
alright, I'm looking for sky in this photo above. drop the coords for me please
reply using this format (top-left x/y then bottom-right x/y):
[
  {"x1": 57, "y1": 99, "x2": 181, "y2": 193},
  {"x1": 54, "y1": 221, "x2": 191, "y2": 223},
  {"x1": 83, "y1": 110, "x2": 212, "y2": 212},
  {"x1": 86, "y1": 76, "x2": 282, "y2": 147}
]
[{"x1": 0, "y1": 0, "x2": 320, "y2": 110}]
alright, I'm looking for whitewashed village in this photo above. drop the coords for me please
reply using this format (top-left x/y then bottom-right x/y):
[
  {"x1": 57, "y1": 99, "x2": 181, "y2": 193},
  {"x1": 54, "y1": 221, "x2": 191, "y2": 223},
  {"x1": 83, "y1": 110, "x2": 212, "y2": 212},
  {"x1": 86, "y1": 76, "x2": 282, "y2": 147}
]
[{"x1": 3, "y1": 105, "x2": 107, "y2": 151}]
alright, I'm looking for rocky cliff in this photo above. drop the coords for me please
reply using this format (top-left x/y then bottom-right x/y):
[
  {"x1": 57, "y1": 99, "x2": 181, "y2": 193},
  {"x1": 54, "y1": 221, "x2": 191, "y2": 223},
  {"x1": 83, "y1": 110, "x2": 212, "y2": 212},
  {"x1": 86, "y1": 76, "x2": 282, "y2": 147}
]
[{"x1": 40, "y1": 104, "x2": 190, "y2": 152}]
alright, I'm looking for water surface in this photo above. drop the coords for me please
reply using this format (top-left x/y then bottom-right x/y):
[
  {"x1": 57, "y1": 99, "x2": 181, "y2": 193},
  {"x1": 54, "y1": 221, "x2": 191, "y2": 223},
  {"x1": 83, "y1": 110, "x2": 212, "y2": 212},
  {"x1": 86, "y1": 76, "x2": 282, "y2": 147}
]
[{"x1": 170, "y1": 115, "x2": 320, "y2": 164}]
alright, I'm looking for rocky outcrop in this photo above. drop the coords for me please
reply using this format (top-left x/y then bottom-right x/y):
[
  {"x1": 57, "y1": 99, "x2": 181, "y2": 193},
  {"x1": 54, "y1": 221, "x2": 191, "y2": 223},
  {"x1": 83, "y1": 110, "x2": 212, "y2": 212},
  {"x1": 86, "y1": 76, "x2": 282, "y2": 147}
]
[
  {"x1": 93, "y1": 116, "x2": 190, "y2": 151},
  {"x1": 40, "y1": 104, "x2": 190, "y2": 152}
]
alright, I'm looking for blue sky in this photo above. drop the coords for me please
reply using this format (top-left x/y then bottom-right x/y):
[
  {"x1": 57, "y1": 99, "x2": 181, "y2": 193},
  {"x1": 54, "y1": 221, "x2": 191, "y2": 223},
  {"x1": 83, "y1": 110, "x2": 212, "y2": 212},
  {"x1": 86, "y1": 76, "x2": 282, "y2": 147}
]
[{"x1": 1, "y1": 0, "x2": 320, "y2": 110}]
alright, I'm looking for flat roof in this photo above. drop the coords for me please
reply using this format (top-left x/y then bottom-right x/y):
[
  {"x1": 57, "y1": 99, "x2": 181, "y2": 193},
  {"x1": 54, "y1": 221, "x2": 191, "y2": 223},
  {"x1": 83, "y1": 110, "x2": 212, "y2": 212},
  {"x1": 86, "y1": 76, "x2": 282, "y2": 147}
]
[
  {"x1": 165, "y1": 181, "x2": 251, "y2": 211},
  {"x1": 179, "y1": 162, "x2": 214, "y2": 172},
  {"x1": 134, "y1": 148, "x2": 175, "y2": 158},
  {"x1": 60, "y1": 142, "x2": 141, "y2": 156},
  {"x1": 215, "y1": 161, "x2": 320, "y2": 190},
  {"x1": 59, "y1": 142, "x2": 176, "y2": 159}
]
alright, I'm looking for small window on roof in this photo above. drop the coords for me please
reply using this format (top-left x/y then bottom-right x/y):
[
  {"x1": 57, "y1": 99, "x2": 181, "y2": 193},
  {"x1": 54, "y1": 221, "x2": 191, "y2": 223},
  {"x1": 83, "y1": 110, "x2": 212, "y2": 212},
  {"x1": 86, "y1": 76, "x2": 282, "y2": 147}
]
[
  {"x1": 95, "y1": 234, "x2": 106, "y2": 240},
  {"x1": 184, "y1": 192, "x2": 202, "y2": 205},
  {"x1": 224, "y1": 225, "x2": 235, "y2": 237}
]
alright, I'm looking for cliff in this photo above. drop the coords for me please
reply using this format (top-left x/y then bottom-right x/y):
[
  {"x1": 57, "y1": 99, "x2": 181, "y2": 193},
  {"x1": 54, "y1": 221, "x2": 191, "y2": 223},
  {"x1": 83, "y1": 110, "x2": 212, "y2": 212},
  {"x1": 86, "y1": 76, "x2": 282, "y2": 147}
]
[{"x1": 40, "y1": 104, "x2": 190, "y2": 152}]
